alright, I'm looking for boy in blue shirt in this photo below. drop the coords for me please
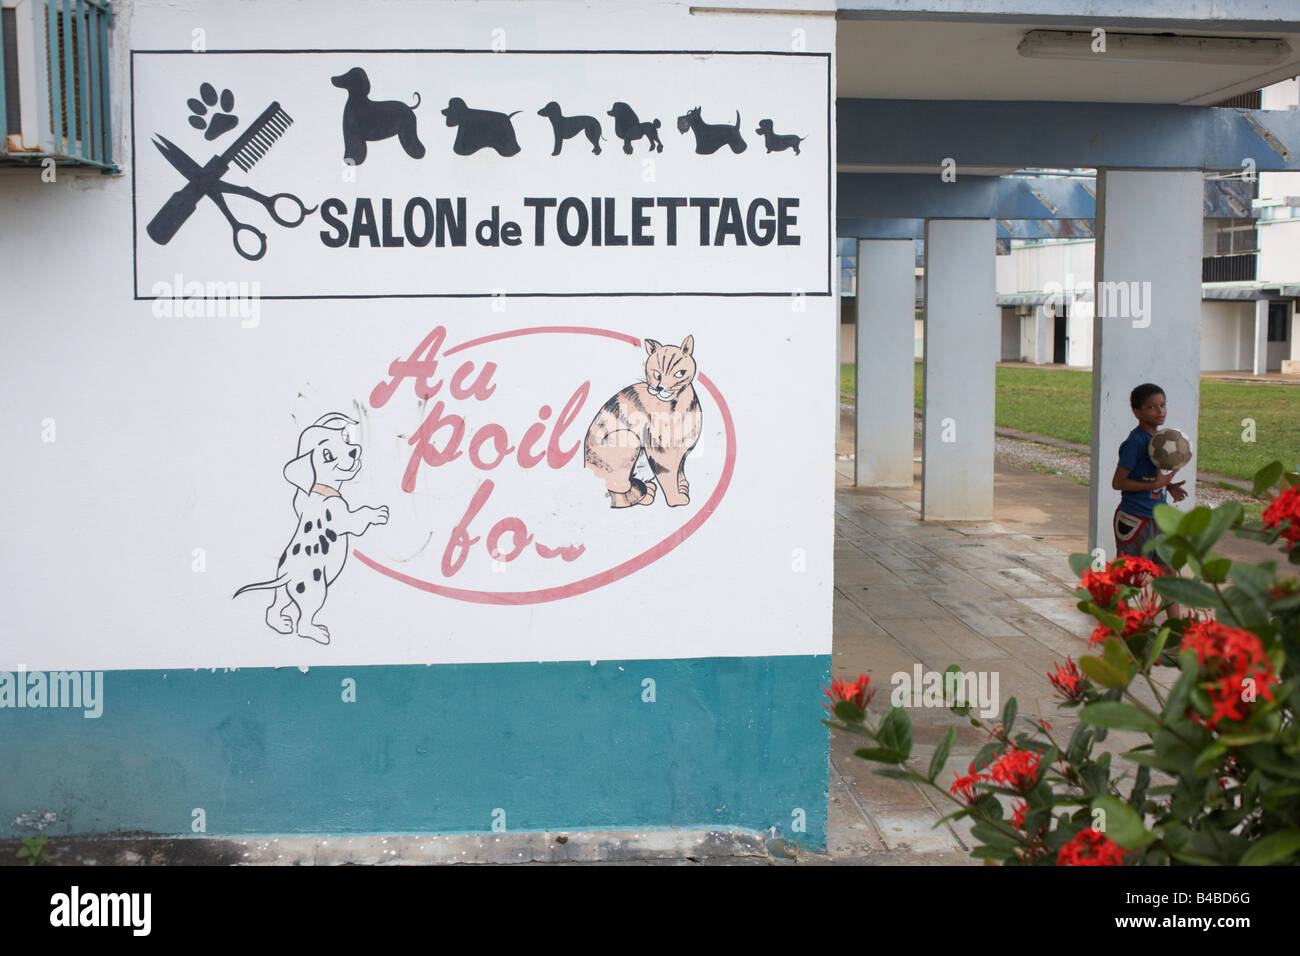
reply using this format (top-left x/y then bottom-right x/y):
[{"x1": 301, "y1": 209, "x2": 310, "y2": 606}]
[{"x1": 1110, "y1": 383, "x2": 1187, "y2": 566}]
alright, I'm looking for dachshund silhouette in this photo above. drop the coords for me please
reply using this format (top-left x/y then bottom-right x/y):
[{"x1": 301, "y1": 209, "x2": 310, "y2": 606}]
[
  {"x1": 755, "y1": 119, "x2": 806, "y2": 155},
  {"x1": 607, "y1": 102, "x2": 663, "y2": 155},
  {"x1": 330, "y1": 67, "x2": 424, "y2": 166},
  {"x1": 537, "y1": 101, "x2": 604, "y2": 156},
  {"x1": 677, "y1": 106, "x2": 746, "y2": 155},
  {"x1": 441, "y1": 97, "x2": 522, "y2": 156}
]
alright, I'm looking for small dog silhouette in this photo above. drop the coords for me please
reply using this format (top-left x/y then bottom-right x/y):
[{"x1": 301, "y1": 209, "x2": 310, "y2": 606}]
[
  {"x1": 755, "y1": 119, "x2": 806, "y2": 155},
  {"x1": 441, "y1": 97, "x2": 522, "y2": 156},
  {"x1": 608, "y1": 102, "x2": 662, "y2": 155},
  {"x1": 677, "y1": 106, "x2": 746, "y2": 155},
  {"x1": 330, "y1": 67, "x2": 424, "y2": 166},
  {"x1": 537, "y1": 101, "x2": 603, "y2": 155}
]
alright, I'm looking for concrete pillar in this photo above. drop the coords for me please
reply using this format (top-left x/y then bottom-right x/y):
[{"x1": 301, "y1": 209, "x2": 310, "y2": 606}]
[
  {"x1": 1290, "y1": 300, "x2": 1300, "y2": 363},
  {"x1": 1034, "y1": 305, "x2": 1051, "y2": 365},
  {"x1": 1088, "y1": 170, "x2": 1202, "y2": 560},
  {"x1": 855, "y1": 239, "x2": 917, "y2": 487},
  {"x1": 835, "y1": 255, "x2": 844, "y2": 443},
  {"x1": 921, "y1": 219, "x2": 997, "y2": 521},
  {"x1": 1253, "y1": 298, "x2": 1270, "y2": 376}
]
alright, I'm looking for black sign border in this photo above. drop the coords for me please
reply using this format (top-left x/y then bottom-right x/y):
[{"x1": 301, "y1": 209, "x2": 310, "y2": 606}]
[{"x1": 130, "y1": 48, "x2": 833, "y2": 300}]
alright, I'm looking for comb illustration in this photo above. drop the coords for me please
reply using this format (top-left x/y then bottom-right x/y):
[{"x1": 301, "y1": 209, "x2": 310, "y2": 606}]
[{"x1": 146, "y1": 101, "x2": 295, "y2": 247}]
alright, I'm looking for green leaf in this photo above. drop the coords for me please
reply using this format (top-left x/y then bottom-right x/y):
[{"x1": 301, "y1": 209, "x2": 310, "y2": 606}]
[
  {"x1": 1240, "y1": 830, "x2": 1300, "y2": 866},
  {"x1": 854, "y1": 746, "x2": 906, "y2": 764},
  {"x1": 1101, "y1": 636, "x2": 1137, "y2": 688},
  {"x1": 1069, "y1": 552, "x2": 1095, "y2": 577},
  {"x1": 1230, "y1": 562, "x2": 1275, "y2": 598},
  {"x1": 1079, "y1": 654, "x2": 1126, "y2": 690},
  {"x1": 1091, "y1": 795, "x2": 1155, "y2": 849},
  {"x1": 1080, "y1": 702, "x2": 1161, "y2": 734},
  {"x1": 1202, "y1": 557, "x2": 1232, "y2": 583},
  {"x1": 1161, "y1": 651, "x2": 1199, "y2": 721},
  {"x1": 1001, "y1": 697, "x2": 1018, "y2": 735},
  {"x1": 1178, "y1": 507, "x2": 1212, "y2": 539},
  {"x1": 1144, "y1": 625, "x2": 1172, "y2": 670},
  {"x1": 874, "y1": 767, "x2": 928, "y2": 783},
  {"x1": 929, "y1": 727, "x2": 956, "y2": 783},
  {"x1": 1153, "y1": 503, "x2": 1182, "y2": 534},
  {"x1": 1152, "y1": 576, "x2": 1219, "y2": 608},
  {"x1": 1253, "y1": 461, "x2": 1285, "y2": 496},
  {"x1": 876, "y1": 707, "x2": 913, "y2": 761},
  {"x1": 970, "y1": 822, "x2": 1021, "y2": 849},
  {"x1": 1200, "y1": 502, "x2": 1242, "y2": 551},
  {"x1": 1193, "y1": 741, "x2": 1230, "y2": 777},
  {"x1": 970, "y1": 845, "x2": 1016, "y2": 862}
]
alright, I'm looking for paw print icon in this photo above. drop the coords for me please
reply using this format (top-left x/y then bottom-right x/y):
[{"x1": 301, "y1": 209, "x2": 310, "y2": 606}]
[{"x1": 187, "y1": 83, "x2": 239, "y2": 140}]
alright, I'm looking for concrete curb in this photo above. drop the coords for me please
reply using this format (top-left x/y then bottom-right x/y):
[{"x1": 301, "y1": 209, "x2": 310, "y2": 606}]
[{"x1": 0, "y1": 829, "x2": 778, "y2": 866}]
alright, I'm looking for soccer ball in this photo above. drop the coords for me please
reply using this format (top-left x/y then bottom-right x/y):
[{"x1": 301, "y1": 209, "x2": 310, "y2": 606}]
[{"x1": 1148, "y1": 427, "x2": 1193, "y2": 472}]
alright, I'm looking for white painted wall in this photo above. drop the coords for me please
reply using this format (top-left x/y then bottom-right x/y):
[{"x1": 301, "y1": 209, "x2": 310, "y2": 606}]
[
  {"x1": 1000, "y1": 308, "x2": 1021, "y2": 361},
  {"x1": 1000, "y1": 239, "x2": 1095, "y2": 298},
  {"x1": 0, "y1": 0, "x2": 837, "y2": 671},
  {"x1": 1259, "y1": 219, "x2": 1300, "y2": 284},
  {"x1": 1200, "y1": 300, "x2": 1252, "y2": 370}
]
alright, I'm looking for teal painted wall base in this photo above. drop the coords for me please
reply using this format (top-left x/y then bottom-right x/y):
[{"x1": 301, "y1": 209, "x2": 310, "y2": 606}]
[{"x1": 0, "y1": 656, "x2": 830, "y2": 850}]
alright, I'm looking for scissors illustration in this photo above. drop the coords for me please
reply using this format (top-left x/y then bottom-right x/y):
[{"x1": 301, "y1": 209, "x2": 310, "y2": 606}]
[{"x1": 147, "y1": 108, "x2": 316, "y2": 261}]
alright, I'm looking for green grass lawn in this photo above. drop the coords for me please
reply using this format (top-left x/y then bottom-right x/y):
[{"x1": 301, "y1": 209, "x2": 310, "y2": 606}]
[{"x1": 839, "y1": 363, "x2": 1300, "y2": 481}]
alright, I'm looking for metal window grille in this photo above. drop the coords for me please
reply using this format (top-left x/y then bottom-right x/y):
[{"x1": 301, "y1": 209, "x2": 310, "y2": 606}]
[{"x1": 0, "y1": 0, "x2": 116, "y2": 171}]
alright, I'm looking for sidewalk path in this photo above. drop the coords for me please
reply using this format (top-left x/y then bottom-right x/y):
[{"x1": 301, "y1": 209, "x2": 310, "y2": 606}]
[{"x1": 823, "y1": 415, "x2": 1200, "y2": 864}]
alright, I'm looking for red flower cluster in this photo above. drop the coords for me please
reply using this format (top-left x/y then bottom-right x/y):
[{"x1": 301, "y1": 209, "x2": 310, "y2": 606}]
[
  {"x1": 987, "y1": 746, "x2": 1042, "y2": 794},
  {"x1": 1081, "y1": 557, "x2": 1164, "y2": 650},
  {"x1": 1181, "y1": 621, "x2": 1279, "y2": 729},
  {"x1": 1056, "y1": 828, "x2": 1128, "y2": 866},
  {"x1": 1081, "y1": 556, "x2": 1163, "y2": 608},
  {"x1": 1263, "y1": 486, "x2": 1300, "y2": 549},
  {"x1": 949, "y1": 764, "x2": 990, "y2": 804},
  {"x1": 1011, "y1": 801, "x2": 1028, "y2": 829},
  {"x1": 822, "y1": 673, "x2": 875, "y2": 712},
  {"x1": 1048, "y1": 658, "x2": 1087, "y2": 702}
]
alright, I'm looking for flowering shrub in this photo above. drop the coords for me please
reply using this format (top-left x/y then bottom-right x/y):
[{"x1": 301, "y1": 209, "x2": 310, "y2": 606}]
[{"x1": 824, "y1": 461, "x2": 1300, "y2": 865}]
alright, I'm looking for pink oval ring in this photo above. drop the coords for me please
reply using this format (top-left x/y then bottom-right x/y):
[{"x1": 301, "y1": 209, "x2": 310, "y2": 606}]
[{"x1": 353, "y1": 326, "x2": 737, "y2": 605}]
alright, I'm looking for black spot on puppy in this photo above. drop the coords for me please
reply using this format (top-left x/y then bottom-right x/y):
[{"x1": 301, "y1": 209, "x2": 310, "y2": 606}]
[
  {"x1": 319, "y1": 535, "x2": 330, "y2": 555},
  {"x1": 304, "y1": 522, "x2": 312, "y2": 533},
  {"x1": 326, "y1": 529, "x2": 337, "y2": 541},
  {"x1": 313, "y1": 569, "x2": 322, "y2": 581},
  {"x1": 296, "y1": 582, "x2": 305, "y2": 594},
  {"x1": 316, "y1": 519, "x2": 322, "y2": 529},
  {"x1": 325, "y1": 509, "x2": 332, "y2": 521},
  {"x1": 292, "y1": 543, "x2": 301, "y2": 555}
]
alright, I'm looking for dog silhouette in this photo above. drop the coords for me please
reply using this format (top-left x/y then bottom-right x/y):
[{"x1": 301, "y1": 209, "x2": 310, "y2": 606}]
[
  {"x1": 330, "y1": 67, "x2": 424, "y2": 166},
  {"x1": 537, "y1": 101, "x2": 603, "y2": 155},
  {"x1": 441, "y1": 97, "x2": 522, "y2": 156},
  {"x1": 755, "y1": 119, "x2": 806, "y2": 155},
  {"x1": 677, "y1": 106, "x2": 746, "y2": 155},
  {"x1": 607, "y1": 102, "x2": 662, "y2": 155}
]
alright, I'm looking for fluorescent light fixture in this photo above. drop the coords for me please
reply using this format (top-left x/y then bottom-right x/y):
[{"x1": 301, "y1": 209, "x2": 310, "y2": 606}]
[{"x1": 1018, "y1": 30, "x2": 1291, "y2": 66}]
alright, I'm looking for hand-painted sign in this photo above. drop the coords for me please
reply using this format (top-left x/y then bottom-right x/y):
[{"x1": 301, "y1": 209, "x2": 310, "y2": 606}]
[{"x1": 131, "y1": 49, "x2": 831, "y2": 297}]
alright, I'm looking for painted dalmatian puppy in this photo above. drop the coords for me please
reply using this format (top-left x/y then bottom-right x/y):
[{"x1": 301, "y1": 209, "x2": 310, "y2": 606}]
[{"x1": 234, "y1": 412, "x2": 388, "y2": 645}]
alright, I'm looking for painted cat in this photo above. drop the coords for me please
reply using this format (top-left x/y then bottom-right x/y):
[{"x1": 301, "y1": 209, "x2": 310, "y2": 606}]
[{"x1": 584, "y1": 335, "x2": 702, "y2": 508}]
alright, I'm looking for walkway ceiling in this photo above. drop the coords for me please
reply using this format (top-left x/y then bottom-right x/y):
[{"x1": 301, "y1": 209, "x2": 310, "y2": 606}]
[{"x1": 837, "y1": 20, "x2": 1300, "y2": 105}]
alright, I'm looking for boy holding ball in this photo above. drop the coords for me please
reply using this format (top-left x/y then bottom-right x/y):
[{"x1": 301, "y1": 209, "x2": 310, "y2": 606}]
[{"x1": 1110, "y1": 383, "x2": 1187, "y2": 565}]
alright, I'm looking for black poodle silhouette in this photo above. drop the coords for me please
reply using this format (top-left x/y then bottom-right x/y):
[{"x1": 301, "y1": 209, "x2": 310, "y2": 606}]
[{"x1": 441, "y1": 97, "x2": 522, "y2": 156}]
